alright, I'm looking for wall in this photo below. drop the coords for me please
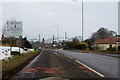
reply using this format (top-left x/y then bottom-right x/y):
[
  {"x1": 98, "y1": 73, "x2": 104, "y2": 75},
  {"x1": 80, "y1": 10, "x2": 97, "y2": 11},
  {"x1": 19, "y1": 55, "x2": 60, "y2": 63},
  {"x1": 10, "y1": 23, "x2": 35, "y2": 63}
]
[{"x1": 95, "y1": 44, "x2": 117, "y2": 50}]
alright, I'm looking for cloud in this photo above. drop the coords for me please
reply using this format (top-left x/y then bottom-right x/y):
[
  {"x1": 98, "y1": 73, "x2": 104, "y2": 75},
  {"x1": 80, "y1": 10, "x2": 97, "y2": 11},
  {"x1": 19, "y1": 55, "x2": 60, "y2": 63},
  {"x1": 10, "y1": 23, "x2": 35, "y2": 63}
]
[
  {"x1": 39, "y1": 8, "x2": 57, "y2": 16},
  {"x1": 0, "y1": 0, "x2": 119, "y2": 2},
  {"x1": 19, "y1": 3, "x2": 57, "y2": 16},
  {"x1": 1, "y1": 2, "x2": 118, "y2": 40}
]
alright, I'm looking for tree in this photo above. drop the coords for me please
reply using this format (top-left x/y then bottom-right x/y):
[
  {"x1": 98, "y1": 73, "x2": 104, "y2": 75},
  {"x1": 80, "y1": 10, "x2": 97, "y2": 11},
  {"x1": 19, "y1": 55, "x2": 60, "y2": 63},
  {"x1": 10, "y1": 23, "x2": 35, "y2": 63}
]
[
  {"x1": 42, "y1": 38, "x2": 45, "y2": 42},
  {"x1": 85, "y1": 27, "x2": 116, "y2": 45},
  {"x1": 23, "y1": 37, "x2": 32, "y2": 48},
  {"x1": 72, "y1": 38, "x2": 79, "y2": 44},
  {"x1": 91, "y1": 27, "x2": 116, "y2": 40},
  {"x1": 2, "y1": 25, "x2": 8, "y2": 38}
]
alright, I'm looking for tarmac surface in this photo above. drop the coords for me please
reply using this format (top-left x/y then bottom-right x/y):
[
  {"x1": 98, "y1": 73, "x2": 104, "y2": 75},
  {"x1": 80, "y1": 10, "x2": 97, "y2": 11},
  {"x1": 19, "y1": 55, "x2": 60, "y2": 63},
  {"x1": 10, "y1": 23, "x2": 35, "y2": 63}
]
[
  {"x1": 55, "y1": 50, "x2": 119, "y2": 78},
  {"x1": 10, "y1": 50, "x2": 103, "y2": 80}
]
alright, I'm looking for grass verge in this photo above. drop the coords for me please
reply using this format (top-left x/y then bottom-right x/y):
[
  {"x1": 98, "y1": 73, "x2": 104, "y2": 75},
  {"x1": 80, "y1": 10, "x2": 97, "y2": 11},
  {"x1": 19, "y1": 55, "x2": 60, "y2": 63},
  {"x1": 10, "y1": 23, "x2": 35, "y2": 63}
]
[
  {"x1": 2, "y1": 50, "x2": 41, "y2": 79},
  {"x1": 65, "y1": 49, "x2": 120, "y2": 54},
  {"x1": 82, "y1": 50, "x2": 120, "y2": 54}
]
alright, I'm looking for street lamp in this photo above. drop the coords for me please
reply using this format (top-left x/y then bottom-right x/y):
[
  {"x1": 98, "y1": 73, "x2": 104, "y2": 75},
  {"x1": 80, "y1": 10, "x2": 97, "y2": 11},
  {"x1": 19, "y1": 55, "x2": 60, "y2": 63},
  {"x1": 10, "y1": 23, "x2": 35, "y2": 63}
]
[
  {"x1": 65, "y1": 32, "x2": 67, "y2": 41},
  {"x1": 52, "y1": 26, "x2": 59, "y2": 41},
  {"x1": 72, "y1": 0, "x2": 84, "y2": 50},
  {"x1": 82, "y1": 1, "x2": 84, "y2": 42},
  {"x1": 72, "y1": 1, "x2": 84, "y2": 42}
]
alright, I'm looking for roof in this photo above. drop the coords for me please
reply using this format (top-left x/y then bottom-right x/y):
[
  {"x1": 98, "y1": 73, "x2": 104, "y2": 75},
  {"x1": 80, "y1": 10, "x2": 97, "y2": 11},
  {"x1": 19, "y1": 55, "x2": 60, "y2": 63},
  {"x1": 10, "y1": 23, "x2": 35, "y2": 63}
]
[{"x1": 94, "y1": 36, "x2": 120, "y2": 44}]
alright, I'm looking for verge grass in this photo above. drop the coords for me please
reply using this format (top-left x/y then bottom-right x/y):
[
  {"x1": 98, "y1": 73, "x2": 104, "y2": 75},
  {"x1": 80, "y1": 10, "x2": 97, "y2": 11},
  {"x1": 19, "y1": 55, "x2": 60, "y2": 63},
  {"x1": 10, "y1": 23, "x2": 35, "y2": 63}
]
[
  {"x1": 2, "y1": 50, "x2": 40, "y2": 79},
  {"x1": 83, "y1": 50, "x2": 120, "y2": 54}
]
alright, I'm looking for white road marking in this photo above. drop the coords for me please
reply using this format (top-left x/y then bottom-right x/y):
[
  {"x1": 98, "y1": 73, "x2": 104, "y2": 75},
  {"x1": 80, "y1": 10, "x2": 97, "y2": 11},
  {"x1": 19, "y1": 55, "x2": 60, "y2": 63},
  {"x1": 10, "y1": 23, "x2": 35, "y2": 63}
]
[
  {"x1": 67, "y1": 56, "x2": 73, "y2": 59},
  {"x1": 75, "y1": 60, "x2": 105, "y2": 78},
  {"x1": 53, "y1": 52, "x2": 59, "y2": 56}
]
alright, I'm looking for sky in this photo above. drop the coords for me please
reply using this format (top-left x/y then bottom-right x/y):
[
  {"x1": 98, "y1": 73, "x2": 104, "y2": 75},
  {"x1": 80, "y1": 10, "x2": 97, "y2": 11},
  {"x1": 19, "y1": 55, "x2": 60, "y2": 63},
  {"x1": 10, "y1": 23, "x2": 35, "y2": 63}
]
[{"x1": 0, "y1": 1, "x2": 118, "y2": 40}]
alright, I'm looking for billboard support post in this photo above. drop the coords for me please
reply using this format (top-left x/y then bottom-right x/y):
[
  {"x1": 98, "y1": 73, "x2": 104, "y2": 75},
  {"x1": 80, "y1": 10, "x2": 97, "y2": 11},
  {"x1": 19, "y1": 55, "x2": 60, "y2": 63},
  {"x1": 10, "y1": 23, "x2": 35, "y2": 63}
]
[
  {"x1": 10, "y1": 37, "x2": 12, "y2": 54},
  {"x1": 19, "y1": 36, "x2": 21, "y2": 54}
]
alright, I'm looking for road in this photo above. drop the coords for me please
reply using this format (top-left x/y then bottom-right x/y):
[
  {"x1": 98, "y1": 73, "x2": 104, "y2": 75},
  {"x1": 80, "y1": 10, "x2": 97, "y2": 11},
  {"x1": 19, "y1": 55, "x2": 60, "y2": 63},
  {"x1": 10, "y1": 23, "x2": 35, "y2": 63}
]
[
  {"x1": 55, "y1": 50, "x2": 119, "y2": 78},
  {"x1": 10, "y1": 50, "x2": 103, "y2": 80}
]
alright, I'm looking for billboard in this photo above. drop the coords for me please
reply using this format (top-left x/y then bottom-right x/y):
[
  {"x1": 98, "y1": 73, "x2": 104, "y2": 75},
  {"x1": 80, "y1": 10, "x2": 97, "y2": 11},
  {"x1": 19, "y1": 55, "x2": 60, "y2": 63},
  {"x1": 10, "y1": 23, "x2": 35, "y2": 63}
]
[{"x1": 7, "y1": 21, "x2": 23, "y2": 37}]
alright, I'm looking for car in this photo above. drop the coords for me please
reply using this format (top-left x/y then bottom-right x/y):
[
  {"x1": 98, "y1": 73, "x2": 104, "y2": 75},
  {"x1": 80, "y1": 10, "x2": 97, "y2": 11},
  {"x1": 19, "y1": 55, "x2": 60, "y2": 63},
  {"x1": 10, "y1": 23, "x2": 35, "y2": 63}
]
[{"x1": 38, "y1": 47, "x2": 42, "y2": 50}]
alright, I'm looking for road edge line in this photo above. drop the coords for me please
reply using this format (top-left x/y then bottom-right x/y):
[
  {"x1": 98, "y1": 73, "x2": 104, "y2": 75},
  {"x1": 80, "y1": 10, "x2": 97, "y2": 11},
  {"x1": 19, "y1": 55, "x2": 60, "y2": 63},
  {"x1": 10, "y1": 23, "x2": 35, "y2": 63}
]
[
  {"x1": 67, "y1": 56, "x2": 73, "y2": 59},
  {"x1": 75, "y1": 60, "x2": 105, "y2": 78}
]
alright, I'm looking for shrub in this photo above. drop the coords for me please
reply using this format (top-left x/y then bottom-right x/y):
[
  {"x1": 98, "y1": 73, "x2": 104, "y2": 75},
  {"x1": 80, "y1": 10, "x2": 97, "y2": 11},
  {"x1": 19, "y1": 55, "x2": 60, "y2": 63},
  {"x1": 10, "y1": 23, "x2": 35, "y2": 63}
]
[
  {"x1": 64, "y1": 41, "x2": 89, "y2": 50},
  {"x1": 106, "y1": 47, "x2": 116, "y2": 51},
  {"x1": 79, "y1": 42, "x2": 89, "y2": 50},
  {"x1": 79, "y1": 42, "x2": 89, "y2": 47}
]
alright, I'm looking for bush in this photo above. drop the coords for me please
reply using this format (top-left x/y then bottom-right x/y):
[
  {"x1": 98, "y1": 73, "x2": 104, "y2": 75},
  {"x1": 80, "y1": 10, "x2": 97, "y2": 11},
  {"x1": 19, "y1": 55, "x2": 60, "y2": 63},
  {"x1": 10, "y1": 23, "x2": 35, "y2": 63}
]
[
  {"x1": 64, "y1": 41, "x2": 89, "y2": 50},
  {"x1": 106, "y1": 47, "x2": 116, "y2": 51},
  {"x1": 78, "y1": 44, "x2": 87, "y2": 50},
  {"x1": 79, "y1": 42, "x2": 89, "y2": 50},
  {"x1": 89, "y1": 46, "x2": 94, "y2": 50},
  {"x1": 23, "y1": 37, "x2": 32, "y2": 48}
]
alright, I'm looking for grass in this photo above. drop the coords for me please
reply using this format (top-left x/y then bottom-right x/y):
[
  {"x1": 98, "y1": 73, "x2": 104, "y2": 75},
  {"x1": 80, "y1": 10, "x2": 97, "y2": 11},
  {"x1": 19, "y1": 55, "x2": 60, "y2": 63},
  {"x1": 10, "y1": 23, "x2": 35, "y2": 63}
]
[
  {"x1": 65, "y1": 49, "x2": 120, "y2": 54},
  {"x1": 2, "y1": 50, "x2": 41, "y2": 79},
  {"x1": 83, "y1": 50, "x2": 120, "y2": 54}
]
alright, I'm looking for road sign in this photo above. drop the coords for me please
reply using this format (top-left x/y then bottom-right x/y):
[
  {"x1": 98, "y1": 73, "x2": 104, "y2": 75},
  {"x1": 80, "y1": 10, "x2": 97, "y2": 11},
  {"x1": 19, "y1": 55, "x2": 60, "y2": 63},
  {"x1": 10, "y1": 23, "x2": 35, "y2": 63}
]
[{"x1": 7, "y1": 21, "x2": 23, "y2": 37}]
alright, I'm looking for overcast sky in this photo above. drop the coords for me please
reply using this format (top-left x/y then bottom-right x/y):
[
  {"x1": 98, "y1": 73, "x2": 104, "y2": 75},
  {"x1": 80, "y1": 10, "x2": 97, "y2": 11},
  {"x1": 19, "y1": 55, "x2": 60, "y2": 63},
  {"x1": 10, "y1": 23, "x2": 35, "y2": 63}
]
[{"x1": 0, "y1": 1, "x2": 118, "y2": 40}]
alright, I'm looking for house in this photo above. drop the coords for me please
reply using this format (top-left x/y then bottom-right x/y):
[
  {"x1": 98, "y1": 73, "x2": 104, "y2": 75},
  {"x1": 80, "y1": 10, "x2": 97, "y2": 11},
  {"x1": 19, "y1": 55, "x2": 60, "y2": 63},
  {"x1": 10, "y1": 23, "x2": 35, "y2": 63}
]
[
  {"x1": 94, "y1": 36, "x2": 120, "y2": 50},
  {"x1": 1, "y1": 37, "x2": 24, "y2": 47}
]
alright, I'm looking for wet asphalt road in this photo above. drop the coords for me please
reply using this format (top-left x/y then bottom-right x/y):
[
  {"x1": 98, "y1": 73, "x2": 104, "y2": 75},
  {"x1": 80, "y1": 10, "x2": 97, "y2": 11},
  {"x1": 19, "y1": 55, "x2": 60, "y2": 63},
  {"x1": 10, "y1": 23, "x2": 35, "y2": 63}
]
[
  {"x1": 55, "y1": 50, "x2": 119, "y2": 78},
  {"x1": 10, "y1": 50, "x2": 102, "y2": 80}
]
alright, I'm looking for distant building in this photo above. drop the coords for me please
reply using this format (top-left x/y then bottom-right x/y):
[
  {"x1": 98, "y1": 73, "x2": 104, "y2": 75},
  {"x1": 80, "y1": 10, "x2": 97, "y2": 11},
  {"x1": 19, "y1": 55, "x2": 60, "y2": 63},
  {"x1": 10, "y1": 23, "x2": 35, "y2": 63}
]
[
  {"x1": 1, "y1": 37, "x2": 24, "y2": 47},
  {"x1": 94, "y1": 36, "x2": 120, "y2": 50}
]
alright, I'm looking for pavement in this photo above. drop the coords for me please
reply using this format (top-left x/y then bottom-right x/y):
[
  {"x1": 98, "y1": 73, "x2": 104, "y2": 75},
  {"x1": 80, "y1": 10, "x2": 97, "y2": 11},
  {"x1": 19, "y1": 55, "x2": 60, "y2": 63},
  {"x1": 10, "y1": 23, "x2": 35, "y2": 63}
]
[
  {"x1": 10, "y1": 50, "x2": 103, "y2": 80},
  {"x1": 55, "y1": 50, "x2": 119, "y2": 78}
]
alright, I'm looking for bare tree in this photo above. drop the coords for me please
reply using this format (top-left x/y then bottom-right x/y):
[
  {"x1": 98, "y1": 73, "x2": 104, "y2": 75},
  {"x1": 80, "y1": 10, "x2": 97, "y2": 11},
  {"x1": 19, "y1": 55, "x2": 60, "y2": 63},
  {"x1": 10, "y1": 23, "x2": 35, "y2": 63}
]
[{"x1": 85, "y1": 27, "x2": 117, "y2": 45}]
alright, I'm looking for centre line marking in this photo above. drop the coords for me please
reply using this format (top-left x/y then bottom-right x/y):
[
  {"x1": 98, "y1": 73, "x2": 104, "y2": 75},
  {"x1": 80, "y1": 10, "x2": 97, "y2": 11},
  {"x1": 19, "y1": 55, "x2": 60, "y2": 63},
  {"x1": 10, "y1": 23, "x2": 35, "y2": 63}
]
[{"x1": 75, "y1": 60, "x2": 105, "y2": 78}]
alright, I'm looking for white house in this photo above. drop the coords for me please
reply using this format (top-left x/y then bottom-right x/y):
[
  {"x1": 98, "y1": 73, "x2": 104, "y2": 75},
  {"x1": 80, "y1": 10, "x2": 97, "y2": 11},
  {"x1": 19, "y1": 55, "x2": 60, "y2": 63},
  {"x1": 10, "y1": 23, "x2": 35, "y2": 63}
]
[{"x1": 94, "y1": 36, "x2": 120, "y2": 50}]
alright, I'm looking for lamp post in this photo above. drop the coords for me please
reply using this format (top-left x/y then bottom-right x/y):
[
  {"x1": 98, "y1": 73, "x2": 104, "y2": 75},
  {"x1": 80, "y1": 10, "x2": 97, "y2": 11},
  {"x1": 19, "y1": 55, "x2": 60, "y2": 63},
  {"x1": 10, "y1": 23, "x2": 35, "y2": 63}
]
[
  {"x1": 52, "y1": 26, "x2": 59, "y2": 41},
  {"x1": 81, "y1": 1, "x2": 84, "y2": 42},
  {"x1": 72, "y1": 0, "x2": 84, "y2": 49},
  {"x1": 72, "y1": 0, "x2": 84, "y2": 42},
  {"x1": 52, "y1": 35, "x2": 55, "y2": 47},
  {"x1": 39, "y1": 34, "x2": 41, "y2": 43},
  {"x1": 65, "y1": 32, "x2": 67, "y2": 41}
]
